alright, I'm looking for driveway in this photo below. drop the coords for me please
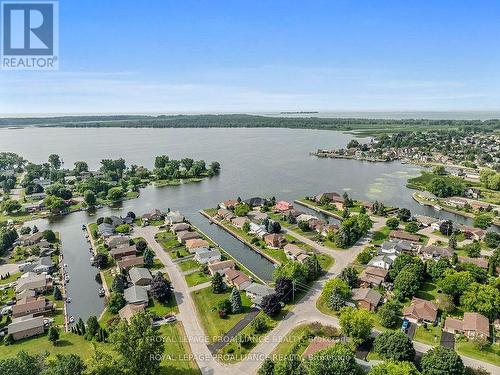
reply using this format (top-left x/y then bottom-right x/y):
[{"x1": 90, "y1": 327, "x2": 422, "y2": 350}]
[
  {"x1": 440, "y1": 331, "x2": 455, "y2": 349},
  {"x1": 406, "y1": 322, "x2": 417, "y2": 340},
  {"x1": 0, "y1": 263, "x2": 19, "y2": 278}
]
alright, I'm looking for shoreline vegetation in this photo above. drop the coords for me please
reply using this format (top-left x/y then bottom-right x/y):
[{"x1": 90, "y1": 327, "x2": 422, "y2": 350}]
[
  {"x1": 0, "y1": 152, "x2": 221, "y2": 225},
  {"x1": 1, "y1": 114, "x2": 499, "y2": 136}
]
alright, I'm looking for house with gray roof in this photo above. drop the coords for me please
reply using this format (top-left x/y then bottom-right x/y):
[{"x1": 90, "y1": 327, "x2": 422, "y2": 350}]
[
  {"x1": 8, "y1": 315, "x2": 46, "y2": 341},
  {"x1": 124, "y1": 285, "x2": 149, "y2": 305},
  {"x1": 98, "y1": 223, "x2": 114, "y2": 238},
  {"x1": 166, "y1": 210, "x2": 185, "y2": 225},
  {"x1": 194, "y1": 248, "x2": 221, "y2": 264},
  {"x1": 129, "y1": 267, "x2": 153, "y2": 286},
  {"x1": 245, "y1": 283, "x2": 274, "y2": 306},
  {"x1": 32, "y1": 257, "x2": 54, "y2": 274}
]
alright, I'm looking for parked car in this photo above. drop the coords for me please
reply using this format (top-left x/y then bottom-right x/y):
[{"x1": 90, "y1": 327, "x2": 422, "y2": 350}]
[{"x1": 401, "y1": 318, "x2": 410, "y2": 333}]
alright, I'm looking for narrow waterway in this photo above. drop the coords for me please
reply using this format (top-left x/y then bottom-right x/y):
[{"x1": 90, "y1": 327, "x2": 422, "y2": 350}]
[{"x1": 1, "y1": 127, "x2": 484, "y2": 321}]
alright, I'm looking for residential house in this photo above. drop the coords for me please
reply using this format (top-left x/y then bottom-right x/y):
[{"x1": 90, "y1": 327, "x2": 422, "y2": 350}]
[
  {"x1": 231, "y1": 217, "x2": 249, "y2": 229},
  {"x1": 444, "y1": 313, "x2": 490, "y2": 339},
  {"x1": 17, "y1": 232, "x2": 44, "y2": 246},
  {"x1": 7, "y1": 315, "x2": 46, "y2": 341},
  {"x1": 368, "y1": 254, "x2": 394, "y2": 270},
  {"x1": 456, "y1": 225, "x2": 486, "y2": 241},
  {"x1": 245, "y1": 283, "x2": 274, "y2": 306},
  {"x1": 414, "y1": 215, "x2": 439, "y2": 227},
  {"x1": 247, "y1": 210, "x2": 268, "y2": 223},
  {"x1": 109, "y1": 216, "x2": 126, "y2": 227},
  {"x1": 274, "y1": 201, "x2": 293, "y2": 212},
  {"x1": 358, "y1": 266, "x2": 388, "y2": 288},
  {"x1": 123, "y1": 285, "x2": 149, "y2": 305},
  {"x1": 208, "y1": 260, "x2": 235, "y2": 276},
  {"x1": 249, "y1": 223, "x2": 268, "y2": 238},
  {"x1": 12, "y1": 297, "x2": 54, "y2": 318},
  {"x1": 177, "y1": 231, "x2": 200, "y2": 244},
  {"x1": 351, "y1": 288, "x2": 382, "y2": 311},
  {"x1": 15, "y1": 273, "x2": 51, "y2": 293},
  {"x1": 314, "y1": 192, "x2": 343, "y2": 203},
  {"x1": 141, "y1": 209, "x2": 163, "y2": 223},
  {"x1": 402, "y1": 297, "x2": 438, "y2": 324},
  {"x1": 98, "y1": 223, "x2": 114, "y2": 238},
  {"x1": 106, "y1": 235, "x2": 130, "y2": 249},
  {"x1": 171, "y1": 223, "x2": 190, "y2": 233},
  {"x1": 118, "y1": 303, "x2": 145, "y2": 322},
  {"x1": 420, "y1": 245, "x2": 453, "y2": 260},
  {"x1": 296, "y1": 214, "x2": 317, "y2": 223},
  {"x1": 129, "y1": 267, "x2": 153, "y2": 286},
  {"x1": 16, "y1": 289, "x2": 36, "y2": 300},
  {"x1": 117, "y1": 255, "x2": 144, "y2": 270},
  {"x1": 264, "y1": 233, "x2": 285, "y2": 249},
  {"x1": 284, "y1": 244, "x2": 310, "y2": 263},
  {"x1": 110, "y1": 244, "x2": 137, "y2": 260},
  {"x1": 194, "y1": 248, "x2": 222, "y2": 264},
  {"x1": 165, "y1": 210, "x2": 185, "y2": 225},
  {"x1": 459, "y1": 256, "x2": 489, "y2": 270},
  {"x1": 431, "y1": 220, "x2": 446, "y2": 231},
  {"x1": 220, "y1": 199, "x2": 239, "y2": 210},
  {"x1": 185, "y1": 238, "x2": 210, "y2": 253},
  {"x1": 243, "y1": 197, "x2": 266, "y2": 207},
  {"x1": 443, "y1": 197, "x2": 468, "y2": 208},
  {"x1": 224, "y1": 269, "x2": 252, "y2": 290},
  {"x1": 217, "y1": 209, "x2": 236, "y2": 221},
  {"x1": 317, "y1": 223, "x2": 339, "y2": 237},
  {"x1": 464, "y1": 188, "x2": 481, "y2": 200},
  {"x1": 32, "y1": 257, "x2": 54, "y2": 274},
  {"x1": 380, "y1": 240, "x2": 416, "y2": 255},
  {"x1": 389, "y1": 230, "x2": 420, "y2": 243}
]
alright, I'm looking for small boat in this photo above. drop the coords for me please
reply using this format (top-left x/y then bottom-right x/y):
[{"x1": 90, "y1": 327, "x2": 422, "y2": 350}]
[
  {"x1": 69, "y1": 316, "x2": 75, "y2": 323},
  {"x1": 98, "y1": 288, "x2": 105, "y2": 297},
  {"x1": 66, "y1": 297, "x2": 71, "y2": 303},
  {"x1": 433, "y1": 205, "x2": 442, "y2": 211},
  {"x1": 64, "y1": 275, "x2": 70, "y2": 282},
  {"x1": 63, "y1": 263, "x2": 68, "y2": 268},
  {"x1": 81, "y1": 225, "x2": 86, "y2": 230}
]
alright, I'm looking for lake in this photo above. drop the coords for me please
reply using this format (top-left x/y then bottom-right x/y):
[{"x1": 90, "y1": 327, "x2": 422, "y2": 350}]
[{"x1": 0, "y1": 127, "x2": 476, "y2": 321}]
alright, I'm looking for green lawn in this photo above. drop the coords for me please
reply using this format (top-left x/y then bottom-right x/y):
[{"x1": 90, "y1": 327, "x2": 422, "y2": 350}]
[
  {"x1": 155, "y1": 231, "x2": 191, "y2": 259},
  {"x1": 455, "y1": 341, "x2": 500, "y2": 366},
  {"x1": 147, "y1": 297, "x2": 179, "y2": 316},
  {"x1": 371, "y1": 226, "x2": 391, "y2": 245},
  {"x1": 414, "y1": 324, "x2": 441, "y2": 346},
  {"x1": 178, "y1": 259, "x2": 200, "y2": 272},
  {"x1": 0, "y1": 272, "x2": 20, "y2": 285},
  {"x1": 157, "y1": 323, "x2": 200, "y2": 374},
  {"x1": 191, "y1": 287, "x2": 252, "y2": 342},
  {"x1": 185, "y1": 271, "x2": 211, "y2": 287},
  {"x1": 271, "y1": 323, "x2": 312, "y2": 358},
  {"x1": 415, "y1": 282, "x2": 439, "y2": 301}
]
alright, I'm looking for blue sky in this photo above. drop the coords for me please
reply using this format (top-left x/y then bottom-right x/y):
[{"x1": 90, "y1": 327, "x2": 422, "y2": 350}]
[{"x1": 1, "y1": 0, "x2": 500, "y2": 114}]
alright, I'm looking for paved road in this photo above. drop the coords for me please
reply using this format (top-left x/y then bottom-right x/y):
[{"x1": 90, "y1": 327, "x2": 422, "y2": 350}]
[
  {"x1": 0, "y1": 263, "x2": 19, "y2": 278},
  {"x1": 133, "y1": 220, "x2": 500, "y2": 375}
]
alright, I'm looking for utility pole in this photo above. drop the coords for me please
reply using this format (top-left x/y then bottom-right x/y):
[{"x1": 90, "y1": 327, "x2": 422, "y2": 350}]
[{"x1": 292, "y1": 280, "x2": 295, "y2": 302}]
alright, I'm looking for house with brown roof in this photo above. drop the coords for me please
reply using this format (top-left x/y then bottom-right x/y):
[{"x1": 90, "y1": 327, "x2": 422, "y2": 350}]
[
  {"x1": 351, "y1": 288, "x2": 382, "y2": 311},
  {"x1": 444, "y1": 312, "x2": 490, "y2": 339},
  {"x1": 314, "y1": 192, "x2": 344, "y2": 204},
  {"x1": 141, "y1": 209, "x2": 163, "y2": 223},
  {"x1": 301, "y1": 337, "x2": 337, "y2": 359},
  {"x1": 117, "y1": 255, "x2": 144, "y2": 270},
  {"x1": 217, "y1": 208, "x2": 236, "y2": 221},
  {"x1": 389, "y1": 230, "x2": 420, "y2": 243},
  {"x1": 231, "y1": 216, "x2": 249, "y2": 229},
  {"x1": 110, "y1": 244, "x2": 137, "y2": 260},
  {"x1": 358, "y1": 266, "x2": 388, "y2": 288},
  {"x1": 177, "y1": 230, "x2": 200, "y2": 244},
  {"x1": 224, "y1": 269, "x2": 252, "y2": 291},
  {"x1": 264, "y1": 233, "x2": 285, "y2": 249},
  {"x1": 15, "y1": 273, "x2": 51, "y2": 294},
  {"x1": 7, "y1": 315, "x2": 46, "y2": 341},
  {"x1": 284, "y1": 244, "x2": 309, "y2": 263},
  {"x1": 208, "y1": 260, "x2": 235, "y2": 276},
  {"x1": 118, "y1": 303, "x2": 145, "y2": 322},
  {"x1": 185, "y1": 238, "x2": 210, "y2": 253},
  {"x1": 220, "y1": 199, "x2": 239, "y2": 210},
  {"x1": 420, "y1": 245, "x2": 453, "y2": 260},
  {"x1": 12, "y1": 297, "x2": 54, "y2": 318},
  {"x1": 171, "y1": 223, "x2": 191, "y2": 233},
  {"x1": 458, "y1": 256, "x2": 490, "y2": 270},
  {"x1": 403, "y1": 297, "x2": 438, "y2": 324}
]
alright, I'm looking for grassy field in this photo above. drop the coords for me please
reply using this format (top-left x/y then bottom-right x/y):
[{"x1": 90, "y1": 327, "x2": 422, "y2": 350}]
[
  {"x1": 0, "y1": 272, "x2": 20, "y2": 285},
  {"x1": 191, "y1": 286, "x2": 252, "y2": 342},
  {"x1": 178, "y1": 259, "x2": 200, "y2": 272},
  {"x1": 414, "y1": 324, "x2": 441, "y2": 346},
  {"x1": 185, "y1": 271, "x2": 211, "y2": 287},
  {"x1": 271, "y1": 323, "x2": 312, "y2": 358},
  {"x1": 455, "y1": 341, "x2": 500, "y2": 366},
  {"x1": 415, "y1": 282, "x2": 439, "y2": 301},
  {"x1": 148, "y1": 297, "x2": 179, "y2": 316},
  {"x1": 371, "y1": 226, "x2": 390, "y2": 245},
  {"x1": 158, "y1": 322, "x2": 200, "y2": 374},
  {"x1": 155, "y1": 231, "x2": 191, "y2": 259}
]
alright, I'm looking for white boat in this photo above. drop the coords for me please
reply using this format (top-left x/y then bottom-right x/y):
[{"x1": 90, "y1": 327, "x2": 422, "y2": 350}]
[
  {"x1": 64, "y1": 275, "x2": 70, "y2": 282},
  {"x1": 66, "y1": 297, "x2": 71, "y2": 303},
  {"x1": 69, "y1": 316, "x2": 75, "y2": 323},
  {"x1": 63, "y1": 263, "x2": 68, "y2": 268},
  {"x1": 433, "y1": 205, "x2": 442, "y2": 211}
]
